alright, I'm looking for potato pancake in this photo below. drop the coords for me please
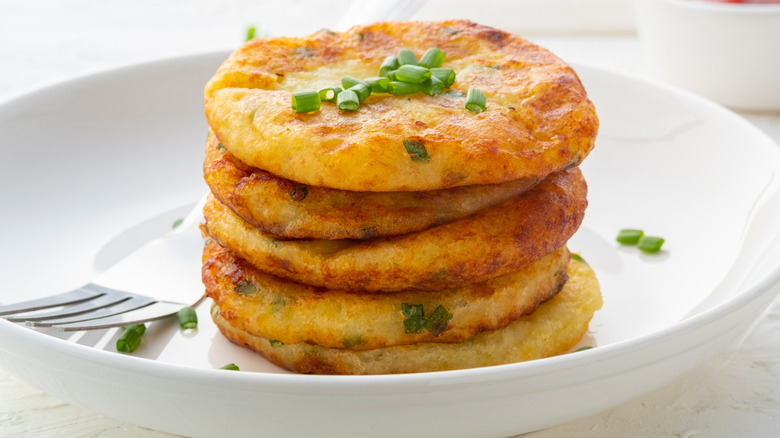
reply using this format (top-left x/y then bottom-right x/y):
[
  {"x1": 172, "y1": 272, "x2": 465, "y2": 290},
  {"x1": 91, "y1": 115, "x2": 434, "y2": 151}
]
[
  {"x1": 202, "y1": 167, "x2": 587, "y2": 292},
  {"x1": 204, "y1": 20, "x2": 598, "y2": 191},
  {"x1": 210, "y1": 257, "x2": 602, "y2": 374},
  {"x1": 203, "y1": 239, "x2": 569, "y2": 350},
  {"x1": 204, "y1": 130, "x2": 541, "y2": 239}
]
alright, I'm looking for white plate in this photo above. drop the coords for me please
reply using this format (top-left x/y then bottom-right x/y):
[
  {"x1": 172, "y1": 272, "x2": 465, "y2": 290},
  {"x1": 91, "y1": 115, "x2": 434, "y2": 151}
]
[{"x1": 1, "y1": 52, "x2": 780, "y2": 438}]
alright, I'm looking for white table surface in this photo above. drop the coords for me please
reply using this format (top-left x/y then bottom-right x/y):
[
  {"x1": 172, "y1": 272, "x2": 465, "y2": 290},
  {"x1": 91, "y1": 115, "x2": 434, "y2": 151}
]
[{"x1": 2, "y1": 1, "x2": 780, "y2": 437}]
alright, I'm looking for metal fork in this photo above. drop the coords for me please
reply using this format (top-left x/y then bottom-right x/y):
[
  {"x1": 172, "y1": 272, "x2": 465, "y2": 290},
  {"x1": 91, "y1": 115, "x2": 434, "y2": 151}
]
[{"x1": 0, "y1": 195, "x2": 207, "y2": 331}]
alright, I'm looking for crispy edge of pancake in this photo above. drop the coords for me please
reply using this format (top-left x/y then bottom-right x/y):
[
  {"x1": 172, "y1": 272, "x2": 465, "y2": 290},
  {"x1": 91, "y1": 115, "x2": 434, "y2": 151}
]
[
  {"x1": 203, "y1": 238, "x2": 569, "y2": 350},
  {"x1": 202, "y1": 167, "x2": 587, "y2": 292},
  {"x1": 204, "y1": 20, "x2": 598, "y2": 191},
  {"x1": 204, "y1": 130, "x2": 541, "y2": 240},
  {"x1": 210, "y1": 257, "x2": 602, "y2": 374}
]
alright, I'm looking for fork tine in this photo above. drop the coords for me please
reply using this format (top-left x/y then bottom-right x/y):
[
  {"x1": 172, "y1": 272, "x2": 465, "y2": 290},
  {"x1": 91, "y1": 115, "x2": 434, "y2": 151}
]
[
  {"x1": 48, "y1": 301, "x2": 188, "y2": 331},
  {"x1": 25, "y1": 295, "x2": 157, "y2": 327},
  {"x1": 6, "y1": 291, "x2": 138, "y2": 322},
  {"x1": 0, "y1": 289, "x2": 104, "y2": 316}
]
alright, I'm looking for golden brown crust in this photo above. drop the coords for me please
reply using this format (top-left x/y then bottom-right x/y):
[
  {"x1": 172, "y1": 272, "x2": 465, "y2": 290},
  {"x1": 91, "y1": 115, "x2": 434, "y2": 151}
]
[
  {"x1": 202, "y1": 167, "x2": 587, "y2": 292},
  {"x1": 210, "y1": 257, "x2": 602, "y2": 374},
  {"x1": 204, "y1": 20, "x2": 598, "y2": 191},
  {"x1": 204, "y1": 130, "x2": 541, "y2": 239},
  {"x1": 203, "y1": 238, "x2": 569, "y2": 350}
]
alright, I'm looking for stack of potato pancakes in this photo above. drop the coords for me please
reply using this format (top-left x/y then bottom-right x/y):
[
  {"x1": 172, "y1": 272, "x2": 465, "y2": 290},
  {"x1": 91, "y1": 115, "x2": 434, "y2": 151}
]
[{"x1": 200, "y1": 20, "x2": 602, "y2": 374}]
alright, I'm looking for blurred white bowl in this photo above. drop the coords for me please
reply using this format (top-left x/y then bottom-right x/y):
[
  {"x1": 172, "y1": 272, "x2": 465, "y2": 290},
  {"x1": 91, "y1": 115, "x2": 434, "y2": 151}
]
[{"x1": 635, "y1": 0, "x2": 780, "y2": 111}]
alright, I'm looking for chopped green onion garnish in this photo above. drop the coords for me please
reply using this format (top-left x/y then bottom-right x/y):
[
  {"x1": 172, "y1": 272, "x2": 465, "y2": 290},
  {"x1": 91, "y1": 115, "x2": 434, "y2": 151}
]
[
  {"x1": 394, "y1": 65, "x2": 431, "y2": 84},
  {"x1": 380, "y1": 56, "x2": 399, "y2": 77},
  {"x1": 570, "y1": 253, "x2": 587, "y2": 264},
  {"x1": 420, "y1": 76, "x2": 445, "y2": 96},
  {"x1": 401, "y1": 303, "x2": 452, "y2": 336},
  {"x1": 318, "y1": 87, "x2": 342, "y2": 102},
  {"x1": 341, "y1": 76, "x2": 367, "y2": 90},
  {"x1": 349, "y1": 83, "x2": 371, "y2": 102},
  {"x1": 245, "y1": 26, "x2": 256, "y2": 41},
  {"x1": 403, "y1": 139, "x2": 430, "y2": 162},
  {"x1": 465, "y1": 87, "x2": 487, "y2": 113},
  {"x1": 637, "y1": 236, "x2": 665, "y2": 253},
  {"x1": 575, "y1": 346, "x2": 593, "y2": 352},
  {"x1": 401, "y1": 303, "x2": 425, "y2": 334},
  {"x1": 291, "y1": 90, "x2": 321, "y2": 114},
  {"x1": 616, "y1": 229, "x2": 644, "y2": 245},
  {"x1": 363, "y1": 77, "x2": 390, "y2": 93},
  {"x1": 171, "y1": 218, "x2": 183, "y2": 229},
  {"x1": 342, "y1": 334, "x2": 363, "y2": 348},
  {"x1": 177, "y1": 307, "x2": 198, "y2": 330},
  {"x1": 423, "y1": 305, "x2": 453, "y2": 336},
  {"x1": 337, "y1": 89, "x2": 360, "y2": 111},
  {"x1": 430, "y1": 68, "x2": 456, "y2": 88},
  {"x1": 116, "y1": 324, "x2": 146, "y2": 353},
  {"x1": 234, "y1": 279, "x2": 259, "y2": 295},
  {"x1": 397, "y1": 49, "x2": 418, "y2": 66},
  {"x1": 418, "y1": 48, "x2": 446, "y2": 68},
  {"x1": 220, "y1": 363, "x2": 240, "y2": 371},
  {"x1": 387, "y1": 81, "x2": 420, "y2": 95}
]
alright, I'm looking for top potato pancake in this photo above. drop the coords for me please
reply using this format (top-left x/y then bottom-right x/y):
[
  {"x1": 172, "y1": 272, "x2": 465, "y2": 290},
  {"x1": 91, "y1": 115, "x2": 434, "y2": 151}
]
[{"x1": 205, "y1": 20, "x2": 598, "y2": 191}]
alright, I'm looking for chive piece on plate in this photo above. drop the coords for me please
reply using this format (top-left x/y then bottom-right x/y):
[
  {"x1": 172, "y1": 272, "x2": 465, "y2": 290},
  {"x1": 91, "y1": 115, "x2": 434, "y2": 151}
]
[
  {"x1": 341, "y1": 76, "x2": 367, "y2": 90},
  {"x1": 465, "y1": 87, "x2": 487, "y2": 113},
  {"x1": 337, "y1": 89, "x2": 360, "y2": 111},
  {"x1": 397, "y1": 49, "x2": 418, "y2": 66},
  {"x1": 616, "y1": 229, "x2": 644, "y2": 245},
  {"x1": 637, "y1": 236, "x2": 665, "y2": 253},
  {"x1": 220, "y1": 363, "x2": 240, "y2": 371},
  {"x1": 418, "y1": 48, "x2": 446, "y2": 68},
  {"x1": 403, "y1": 139, "x2": 430, "y2": 162},
  {"x1": 116, "y1": 324, "x2": 146, "y2": 353},
  {"x1": 291, "y1": 90, "x2": 321, "y2": 113},
  {"x1": 234, "y1": 279, "x2": 259, "y2": 295},
  {"x1": 245, "y1": 26, "x2": 256, "y2": 41},
  {"x1": 423, "y1": 305, "x2": 453, "y2": 336},
  {"x1": 394, "y1": 65, "x2": 431, "y2": 84},
  {"x1": 387, "y1": 81, "x2": 420, "y2": 95},
  {"x1": 318, "y1": 87, "x2": 342, "y2": 102},
  {"x1": 363, "y1": 76, "x2": 390, "y2": 93},
  {"x1": 348, "y1": 83, "x2": 371, "y2": 102},
  {"x1": 420, "y1": 76, "x2": 444, "y2": 96},
  {"x1": 380, "y1": 55, "x2": 400, "y2": 77},
  {"x1": 177, "y1": 307, "x2": 198, "y2": 330},
  {"x1": 570, "y1": 253, "x2": 586, "y2": 264},
  {"x1": 430, "y1": 68, "x2": 456, "y2": 88},
  {"x1": 401, "y1": 303, "x2": 425, "y2": 334}
]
